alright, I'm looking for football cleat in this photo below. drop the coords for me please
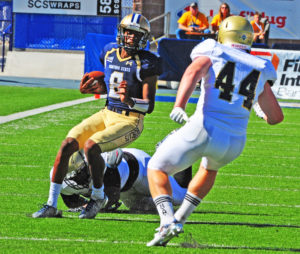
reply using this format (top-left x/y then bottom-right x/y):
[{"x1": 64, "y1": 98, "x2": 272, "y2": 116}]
[
  {"x1": 78, "y1": 196, "x2": 108, "y2": 219},
  {"x1": 147, "y1": 222, "x2": 183, "y2": 247},
  {"x1": 32, "y1": 204, "x2": 62, "y2": 218}
]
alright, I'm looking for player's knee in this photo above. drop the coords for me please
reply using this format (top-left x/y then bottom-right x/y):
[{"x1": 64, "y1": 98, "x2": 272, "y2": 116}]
[
  {"x1": 60, "y1": 138, "x2": 78, "y2": 156},
  {"x1": 84, "y1": 139, "x2": 101, "y2": 157}
]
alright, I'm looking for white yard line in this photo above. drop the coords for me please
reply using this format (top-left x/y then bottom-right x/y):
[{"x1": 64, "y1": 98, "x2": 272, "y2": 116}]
[
  {"x1": 0, "y1": 236, "x2": 298, "y2": 252},
  {"x1": 0, "y1": 97, "x2": 95, "y2": 124},
  {"x1": 0, "y1": 98, "x2": 299, "y2": 125}
]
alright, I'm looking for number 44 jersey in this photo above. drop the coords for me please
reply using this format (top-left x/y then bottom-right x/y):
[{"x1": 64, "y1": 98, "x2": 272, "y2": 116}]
[{"x1": 191, "y1": 39, "x2": 277, "y2": 135}]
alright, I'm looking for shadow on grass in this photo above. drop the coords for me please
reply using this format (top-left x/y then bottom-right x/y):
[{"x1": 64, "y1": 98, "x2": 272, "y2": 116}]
[{"x1": 181, "y1": 233, "x2": 300, "y2": 252}]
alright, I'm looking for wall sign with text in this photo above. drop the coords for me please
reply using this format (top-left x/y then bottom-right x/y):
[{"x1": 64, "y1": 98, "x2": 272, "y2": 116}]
[
  {"x1": 97, "y1": 0, "x2": 121, "y2": 16},
  {"x1": 13, "y1": 0, "x2": 121, "y2": 16}
]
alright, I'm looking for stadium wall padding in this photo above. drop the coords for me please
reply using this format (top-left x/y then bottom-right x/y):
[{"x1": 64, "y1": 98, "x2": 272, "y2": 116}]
[
  {"x1": 84, "y1": 33, "x2": 116, "y2": 73},
  {"x1": 14, "y1": 13, "x2": 118, "y2": 50},
  {"x1": 84, "y1": 36, "x2": 200, "y2": 81}
]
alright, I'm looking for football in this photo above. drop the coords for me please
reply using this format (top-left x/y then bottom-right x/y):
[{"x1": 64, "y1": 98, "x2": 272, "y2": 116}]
[
  {"x1": 81, "y1": 71, "x2": 105, "y2": 85},
  {"x1": 80, "y1": 70, "x2": 106, "y2": 94},
  {"x1": 88, "y1": 71, "x2": 105, "y2": 81}
]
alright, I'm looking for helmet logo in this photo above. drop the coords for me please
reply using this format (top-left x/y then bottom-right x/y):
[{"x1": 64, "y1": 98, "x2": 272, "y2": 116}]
[{"x1": 241, "y1": 34, "x2": 247, "y2": 41}]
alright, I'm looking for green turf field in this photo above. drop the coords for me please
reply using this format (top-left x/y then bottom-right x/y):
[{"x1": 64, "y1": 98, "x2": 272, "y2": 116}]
[{"x1": 0, "y1": 86, "x2": 299, "y2": 253}]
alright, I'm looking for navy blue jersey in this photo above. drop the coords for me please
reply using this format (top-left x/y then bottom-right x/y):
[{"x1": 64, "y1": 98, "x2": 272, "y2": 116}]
[{"x1": 99, "y1": 43, "x2": 161, "y2": 113}]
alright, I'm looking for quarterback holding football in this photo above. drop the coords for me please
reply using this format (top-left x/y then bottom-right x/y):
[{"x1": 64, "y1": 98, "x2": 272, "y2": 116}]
[{"x1": 33, "y1": 13, "x2": 161, "y2": 219}]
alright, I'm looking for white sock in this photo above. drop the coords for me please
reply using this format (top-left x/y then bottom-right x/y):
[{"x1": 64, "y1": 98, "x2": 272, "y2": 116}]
[
  {"x1": 47, "y1": 182, "x2": 62, "y2": 208},
  {"x1": 174, "y1": 192, "x2": 201, "y2": 225},
  {"x1": 153, "y1": 195, "x2": 174, "y2": 226},
  {"x1": 91, "y1": 185, "x2": 105, "y2": 200}
]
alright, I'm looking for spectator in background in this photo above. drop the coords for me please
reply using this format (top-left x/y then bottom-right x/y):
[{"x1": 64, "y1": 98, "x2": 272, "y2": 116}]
[
  {"x1": 251, "y1": 12, "x2": 266, "y2": 43},
  {"x1": 176, "y1": 2, "x2": 210, "y2": 39},
  {"x1": 211, "y1": 3, "x2": 231, "y2": 33}
]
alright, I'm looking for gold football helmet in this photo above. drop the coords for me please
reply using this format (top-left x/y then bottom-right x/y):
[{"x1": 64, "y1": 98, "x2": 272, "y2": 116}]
[
  {"x1": 218, "y1": 16, "x2": 254, "y2": 50},
  {"x1": 117, "y1": 13, "x2": 150, "y2": 51},
  {"x1": 67, "y1": 150, "x2": 87, "y2": 174}
]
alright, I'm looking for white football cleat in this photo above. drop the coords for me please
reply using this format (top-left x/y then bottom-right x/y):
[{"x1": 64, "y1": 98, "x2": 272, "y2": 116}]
[
  {"x1": 79, "y1": 196, "x2": 108, "y2": 219},
  {"x1": 147, "y1": 222, "x2": 183, "y2": 247}
]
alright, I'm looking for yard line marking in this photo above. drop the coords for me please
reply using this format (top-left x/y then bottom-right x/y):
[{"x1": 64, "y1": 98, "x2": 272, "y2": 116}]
[
  {"x1": 203, "y1": 201, "x2": 300, "y2": 208},
  {"x1": 1, "y1": 236, "x2": 299, "y2": 252},
  {"x1": 1, "y1": 95, "x2": 299, "y2": 125},
  {"x1": 219, "y1": 172, "x2": 300, "y2": 180},
  {"x1": 1, "y1": 172, "x2": 299, "y2": 181},
  {"x1": 0, "y1": 236, "x2": 148, "y2": 245},
  {"x1": 0, "y1": 97, "x2": 95, "y2": 124},
  {"x1": 215, "y1": 185, "x2": 300, "y2": 192}
]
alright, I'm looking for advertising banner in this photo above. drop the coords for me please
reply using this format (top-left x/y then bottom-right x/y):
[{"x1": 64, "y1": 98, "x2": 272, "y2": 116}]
[
  {"x1": 165, "y1": 0, "x2": 300, "y2": 40},
  {"x1": 270, "y1": 50, "x2": 300, "y2": 100},
  {"x1": 97, "y1": 0, "x2": 121, "y2": 16},
  {"x1": 13, "y1": 0, "x2": 121, "y2": 16},
  {"x1": 250, "y1": 48, "x2": 300, "y2": 100}
]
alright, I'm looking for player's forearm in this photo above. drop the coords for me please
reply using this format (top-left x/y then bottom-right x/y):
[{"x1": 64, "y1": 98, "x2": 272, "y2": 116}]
[{"x1": 174, "y1": 78, "x2": 196, "y2": 109}]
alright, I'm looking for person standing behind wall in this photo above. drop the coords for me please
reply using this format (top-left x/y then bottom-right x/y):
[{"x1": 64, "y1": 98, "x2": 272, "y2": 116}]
[{"x1": 251, "y1": 12, "x2": 266, "y2": 43}]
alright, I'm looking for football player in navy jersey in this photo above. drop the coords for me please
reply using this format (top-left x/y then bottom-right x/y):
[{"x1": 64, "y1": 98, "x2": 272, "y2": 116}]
[{"x1": 33, "y1": 13, "x2": 161, "y2": 219}]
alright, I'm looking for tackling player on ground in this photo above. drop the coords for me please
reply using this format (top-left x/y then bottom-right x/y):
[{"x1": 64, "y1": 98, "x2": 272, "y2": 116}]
[
  {"x1": 33, "y1": 13, "x2": 161, "y2": 219},
  {"x1": 146, "y1": 16, "x2": 284, "y2": 246},
  {"x1": 53, "y1": 148, "x2": 192, "y2": 213}
]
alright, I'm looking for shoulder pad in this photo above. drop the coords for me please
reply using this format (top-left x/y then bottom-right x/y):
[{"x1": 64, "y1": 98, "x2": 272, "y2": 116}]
[
  {"x1": 138, "y1": 50, "x2": 162, "y2": 78},
  {"x1": 191, "y1": 39, "x2": 222, "y2": 61},
  {"x1": 264, "y1": 59, "x2": 277, "y2": 82}
]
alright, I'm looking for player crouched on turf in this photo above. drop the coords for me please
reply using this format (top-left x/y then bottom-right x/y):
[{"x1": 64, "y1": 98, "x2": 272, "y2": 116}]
[
  {"x1": 32, "y1": 13, "x2": 161, "y2": 219},
  {"x1": 146, "y1": 16, "x2": 283, "y2": 247},
  {"x1": 51, "y1": 148, "x2": 192, "y2": 213}
]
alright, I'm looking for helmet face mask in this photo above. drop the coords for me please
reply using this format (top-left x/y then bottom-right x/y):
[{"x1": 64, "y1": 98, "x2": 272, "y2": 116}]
[
  {"x1": 218, "y1": 16, "x2": 254, "y2": 50},
  {"x1": 117, "y1": 13, "x2": 150, "y2": 53}
]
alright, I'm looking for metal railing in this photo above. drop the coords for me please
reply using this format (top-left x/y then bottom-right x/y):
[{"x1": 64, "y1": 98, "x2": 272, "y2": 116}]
[{"x1": 149, "y1": 12, "x2": 170, "y2": 46}]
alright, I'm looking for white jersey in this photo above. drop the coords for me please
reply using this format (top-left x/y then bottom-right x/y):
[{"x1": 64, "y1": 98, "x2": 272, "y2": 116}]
[
  {"x1": 191, "y1": 39, "x2": 276, "y2": 135},
  {"x1": 148, "y1": 39, "x2": 277, "y2": 173},
  {"x1": 118, "y1": 148, "x2": 186, "y2": 211}
]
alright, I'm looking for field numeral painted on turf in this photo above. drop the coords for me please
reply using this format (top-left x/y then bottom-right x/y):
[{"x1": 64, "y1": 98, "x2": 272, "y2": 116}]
[{"x1": 215, "y1": 61, "x2": 260, "y2": 110}]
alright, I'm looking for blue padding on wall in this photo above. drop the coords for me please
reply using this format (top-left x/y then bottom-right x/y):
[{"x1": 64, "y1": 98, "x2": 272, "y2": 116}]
[
  {"x1": 84, "y1": 33, "x2": 116, "y2": 73},
  {"x1": 15, "y1": 14, "x2": 118, "y2": 50},
  {"x1": 158, "y1": 38, "x2": 200, "y2": 81},
  {"x1": 155, "y1": 95, "x2": 198, "y2": 104}
]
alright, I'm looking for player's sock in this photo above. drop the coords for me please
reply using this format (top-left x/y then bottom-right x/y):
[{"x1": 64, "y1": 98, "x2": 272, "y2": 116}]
[
  {"x1": 153, "y1": 195, "x2": 174, "y2": 226},
  {"x1": 174, "y1": 192, "x2": 201, "y2": 225},
  {"x1": 47, "y1": 182, "x2": 62, "y2": 208},
  {"x1": 91, "y1": 185, "x2": 105, "y2": 200}
]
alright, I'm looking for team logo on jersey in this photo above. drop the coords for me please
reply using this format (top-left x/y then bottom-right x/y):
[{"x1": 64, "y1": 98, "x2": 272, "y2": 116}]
[
  {"x1": 126, "y1": 61, "x2": 133, "y2": 66},
  {"x1": 106, "y1": 56, "x2": 114, "y2": 63}
]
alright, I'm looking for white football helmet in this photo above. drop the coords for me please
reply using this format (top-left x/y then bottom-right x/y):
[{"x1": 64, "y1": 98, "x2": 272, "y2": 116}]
[{"x1": 117, "y1": 13, "x2": 150, "y2": 52}]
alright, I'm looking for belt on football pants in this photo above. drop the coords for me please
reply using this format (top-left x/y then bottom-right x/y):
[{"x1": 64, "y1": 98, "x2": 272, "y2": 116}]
[{"x1": 106, "y1": 105, "x2": 144, "y2": 117}]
